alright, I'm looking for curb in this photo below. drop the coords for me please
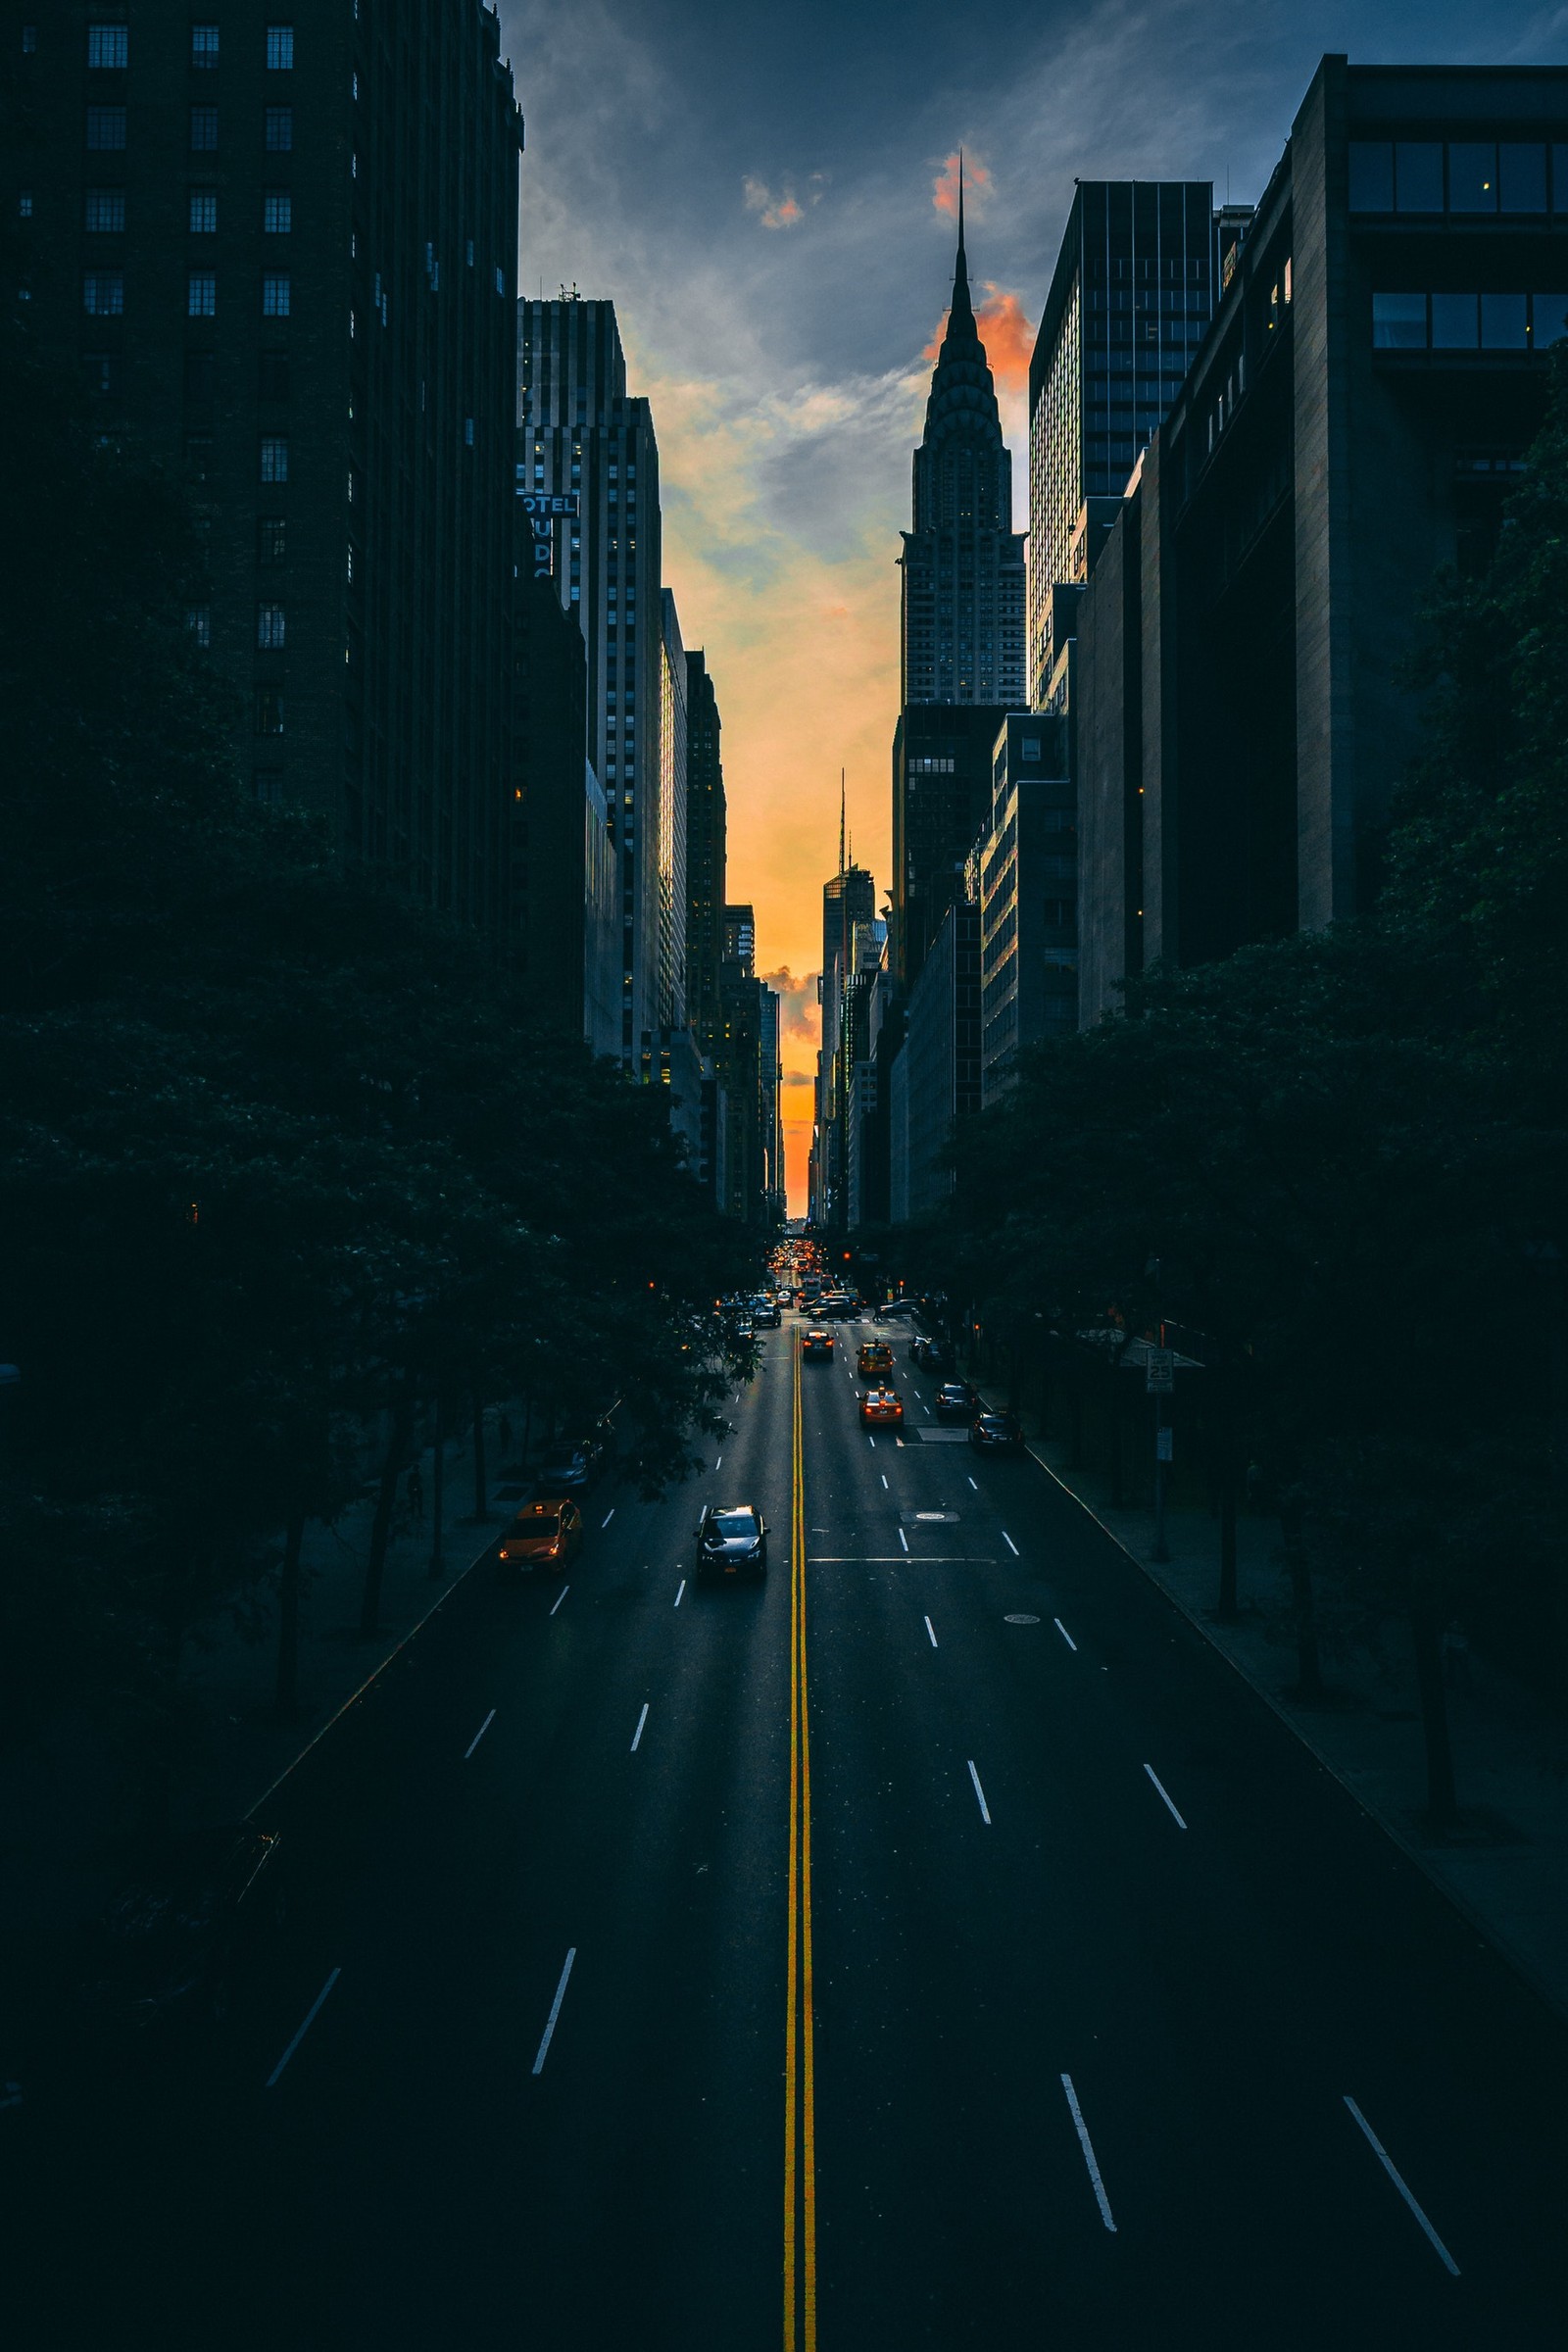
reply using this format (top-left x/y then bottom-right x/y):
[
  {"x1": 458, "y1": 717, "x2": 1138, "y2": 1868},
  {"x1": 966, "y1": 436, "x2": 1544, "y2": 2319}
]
[{"x1": 246, "y1": 1521, "x2": 502, "y2": 1820}]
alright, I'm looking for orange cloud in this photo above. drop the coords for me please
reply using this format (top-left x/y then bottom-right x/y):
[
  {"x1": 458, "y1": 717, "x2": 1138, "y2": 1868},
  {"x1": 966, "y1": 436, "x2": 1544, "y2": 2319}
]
[
  {"x1": 743, "y1": 174, "x2": 812, "y2": 231},
  {"x1": 933, "y1": 151, "x2": 992, "y2": 220},
  {"x1": 922, "y1": 283, "x2": 1036, "y2": 392}
]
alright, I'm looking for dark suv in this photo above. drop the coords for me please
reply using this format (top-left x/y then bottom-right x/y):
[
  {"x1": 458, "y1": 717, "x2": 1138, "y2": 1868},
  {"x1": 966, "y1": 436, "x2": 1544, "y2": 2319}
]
[{"x1": 696, "y1": 1502, "x2": 768, "y2": 1581}]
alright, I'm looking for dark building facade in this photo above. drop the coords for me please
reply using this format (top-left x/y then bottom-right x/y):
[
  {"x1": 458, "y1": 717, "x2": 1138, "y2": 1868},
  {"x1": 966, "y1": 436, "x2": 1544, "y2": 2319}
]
[
  {"x1": 683, "y1": 650, "x2": 727, "y2": 1066},
  {"x1": 891, "y1": 901, "x2": 981, "y2": 1222},
  {"x1": 717, "y1": 904, "x2": 782, "y2": 1226},
  {"x1": 1075, "y1": 57, "x2": 1568, "y2": 1014},
  {"x1": 517, "y1": 296, "x2": 662, "y2": 1061},
  {"x1": 976, "y1": 714, "x2": 1075, "y2": 1100},
  {"x1": 813, "y1": 858, "x2": 876, "y2": 1225},
  {"x1": 901, "y1": 191, "x2": 1027, "y2": 710},
  {"x1": 892, "y1": 702, "x2": 1004, "y2": 992},
  {"x1": 1027, "y1": 180, "x2": 1225, "y2": 707},
  {"x1": 6, "y1": 3, "x2": 522, "y2": 916},
  {"x1": 510, "y1": 574, "x2": 618, "y2": 1054}
]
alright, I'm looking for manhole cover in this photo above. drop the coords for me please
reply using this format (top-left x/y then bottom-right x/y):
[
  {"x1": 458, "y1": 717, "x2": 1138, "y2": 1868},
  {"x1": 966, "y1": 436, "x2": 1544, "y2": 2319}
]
[
  {"x1": 1004, "y1": 1613, "x2": 1040, "y2": 1626},
  {"x1": 903, "y1": 1510, "x2": 958, "y2": 1524}
]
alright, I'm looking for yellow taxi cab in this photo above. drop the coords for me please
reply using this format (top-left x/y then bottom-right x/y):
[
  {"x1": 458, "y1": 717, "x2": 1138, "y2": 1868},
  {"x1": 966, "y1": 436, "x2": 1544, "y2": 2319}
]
[
  {"x1": 857, "y1": 1341, "x2": 894, "y2": 1379},
  {"x1": 858, "y1": 1386, "x2": 905, "y2": 1428},
  {"x1": 802, "y1": 1328, "x2": 835, "y2": 1360},
  {"x1": 498, "y1": 1496, "x2": 583, "y2": 1572}
]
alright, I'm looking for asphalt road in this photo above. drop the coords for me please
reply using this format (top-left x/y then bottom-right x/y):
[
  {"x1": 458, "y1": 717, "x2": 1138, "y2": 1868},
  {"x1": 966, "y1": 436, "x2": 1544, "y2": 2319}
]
[{"x1": 11, "y1": 1313, "x2": 1568, "y2": 2349}]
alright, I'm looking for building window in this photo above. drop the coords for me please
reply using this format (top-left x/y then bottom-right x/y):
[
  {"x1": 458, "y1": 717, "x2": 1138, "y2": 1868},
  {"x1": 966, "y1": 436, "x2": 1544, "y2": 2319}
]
[
  {"x1": 191, "y1": 24, "x2": 220, "y2": 67},
  {"x1": 86, "y1": 24, "x2": 129, "y2": 69},
  {"x1": 85, "y1": 189, "x2": 124, "y2": 232},
  {"x1": 496, "y1": 266, "x2": 505, "y2": 295},
  {"x1": 264, "y1": 190, "x2": 291, "y2": 233},
  {"x1": 255, "y1": 688, "x2": 284, "y2": 735},
  {"x1": 1448, "y1": 142, "x2": 1497, "y2": 214},
  {"x1": 1480, "y1": 293, "x2": 1528, "y2": 349},
  {"x1": 86, "y1": 105, "x2": 127, "y2": 150},
  {"x1": 260, "y1": 435, "x2": 288, "y2": 482},
  {"x1": 19, "y1": 190, "x2": 33, "y2": 218},
  {"x1": 187, "y1": 270, "x2": 217, "y2": 318},
  {"x1": 1394, "y1": 142, "x2": 1443, "y2": 214},
  {"x1": 258, "y1": 515, "x2": 287, "y2": 564},
  {"x1": 1430, "y1": 292, "x2": 1478, "y2": 349},
  {"x1": 1348, "y1": 141, "x2": 1394, "y2": 212},
  {"x1": 266, "y1": 24, "x2": 295, "y2": 70},
  {"x1": 256, "y1": 603, "x2": 285, "y2": 650},
  {"x1": 190, "y1": 105, "x2": 218, "y2": 151},
  {"x1": 1500, "y1": 142, "x2": 1547, "y2": 215},
  {"x1": 22, "y1": 24, "x2": 37, "y2": 52},
  {"x1": 264, "y1": 106, "x2": 292, "y2": 151},
  {"x1": 189, "y1": 191, "x2": 218, "y2": 234},
  {"x1": 1533, "y1": 294, "x2": 1568, "y2": 347},
  {"x1": 82, "y1": 270, "x2": 124, "y2": 317},
  {"x1": 1372, "y1": 292, "x2": 1427, "y2": 350},
  {"x1": 262, "y1": 273, "x2": 291, "y2": 317},
  {"x1": 186, "y1": 605, "x2": 212, "y2": 648},
  {"x1": 464, "y1": 416, "x2": 474, "y2": 445}
]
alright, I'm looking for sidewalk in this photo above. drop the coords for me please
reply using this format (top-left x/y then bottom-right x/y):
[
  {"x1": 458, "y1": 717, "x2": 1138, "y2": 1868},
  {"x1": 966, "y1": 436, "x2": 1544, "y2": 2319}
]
[
  {"x1": 987, "y1": 1382, "x2": 1568, "y2": 2021},
  {"x1": 0, "y1": 1416, "x2": 523, "y2": 2022}
]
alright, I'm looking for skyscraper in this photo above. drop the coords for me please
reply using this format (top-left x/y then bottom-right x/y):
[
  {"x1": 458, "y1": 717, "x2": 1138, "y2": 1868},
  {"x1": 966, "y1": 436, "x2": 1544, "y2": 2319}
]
[
  {"x1": 900, "y1": 185, "x2": 1028, "y2": 710},
  {"x1": 9, "y1": 6, "x2": 522, "y2": 917},
  {"x1": 658, "y1": 588, "x2": 688, "y2": 1032},
  {"x1": 1027, "y1": 182, "x2": 1222, "y2": 704},
  {"x1": 684, "y1": 651, "x2": 727, "y2": 1067},
  {"x1": 517, "y1": 297, "x2": 662, "y2": 1061}
]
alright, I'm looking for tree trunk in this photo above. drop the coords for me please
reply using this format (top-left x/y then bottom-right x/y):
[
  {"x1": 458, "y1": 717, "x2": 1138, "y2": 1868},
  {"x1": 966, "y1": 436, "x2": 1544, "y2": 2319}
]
[
  {"x1": 360, "y1": 1394, "x2": 412, "y2": 1638},
  {"x1": 471, "y1": 1391, "x2": 488, "y2": 1519},
  {"x1": 275, "y1": 1506, "x2": 306, "y2": 1718},
  {"x1": 1281, "y1": 1504, "x2": 1323, "y2": 1699},
  {"x1": 428, "y1": 1394, "x2": 446, "y2": 1580},
  {"x1": 1411, "y1": 1601, "x2": 1459, "y2": 1831}
]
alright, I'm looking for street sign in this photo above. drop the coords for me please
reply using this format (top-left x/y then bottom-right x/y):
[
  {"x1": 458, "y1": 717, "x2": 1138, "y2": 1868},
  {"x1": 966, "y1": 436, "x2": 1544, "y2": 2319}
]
[
  {"x1": 1155, "y1": 1425, "x2": 1174, "y2": 1462},
  {"x1": 1146, "y1": 1348, "x2": 1175, "y2": 1395}
]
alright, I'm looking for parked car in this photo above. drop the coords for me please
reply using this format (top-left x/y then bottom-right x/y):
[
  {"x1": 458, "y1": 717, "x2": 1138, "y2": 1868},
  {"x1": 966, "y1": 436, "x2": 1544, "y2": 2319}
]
[
  {"x1": 859, "y1": 1385, "x2": 905, "y2": 1429},
  {"x1": 970, "y1": 1409, "x2": 1024, "y2": 1454},
  {"x1": 857, "y1": 1341, "x2": 894, "y2": 1379},
  {"x1": 695, "y1": 1502, "x2": 768, "y2": 1580},
  {"x1": 498, "y1": 1496, "x2": 583, "y2": 1572},
  {"x1": 917, "y1": 1340, "x2": 950, "y2": 1375},
  {"x1": 802, "y1": 1328, "x2": 834, "y2": 1359},
  {"x1": 935, "y1": 1381, "x2": 976, "y2": 1421},
  {"x1": 76, "y1": 1825, "x2": 285, "y2": 2037},
  {"x1": 755, "y1": 1298, "x2": 781, "y2": 1328}
]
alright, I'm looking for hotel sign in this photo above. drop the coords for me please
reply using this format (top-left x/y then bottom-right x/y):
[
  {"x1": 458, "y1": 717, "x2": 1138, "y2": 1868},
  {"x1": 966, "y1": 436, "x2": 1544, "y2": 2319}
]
[{"x1": 517, "y1": 488, "x2": 580, "y2": 578}]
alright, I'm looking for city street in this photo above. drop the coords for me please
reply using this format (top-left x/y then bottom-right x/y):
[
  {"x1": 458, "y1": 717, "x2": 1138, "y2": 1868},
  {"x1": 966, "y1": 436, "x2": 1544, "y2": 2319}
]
[{"x1": 12, "y1": 1313, "x2": 1568, "y2": 2350}]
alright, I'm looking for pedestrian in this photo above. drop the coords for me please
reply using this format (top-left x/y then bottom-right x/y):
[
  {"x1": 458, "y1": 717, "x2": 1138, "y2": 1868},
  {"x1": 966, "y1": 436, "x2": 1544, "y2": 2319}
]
[{"x1": 407, "y1": 1465, "x2": 424, "y2": 1523}]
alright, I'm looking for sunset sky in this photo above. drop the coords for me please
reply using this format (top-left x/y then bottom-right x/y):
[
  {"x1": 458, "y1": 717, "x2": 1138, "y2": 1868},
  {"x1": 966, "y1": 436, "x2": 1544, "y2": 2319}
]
[{"x1": 499, "y1": 0, "x2": 1564, "y2": 1210}]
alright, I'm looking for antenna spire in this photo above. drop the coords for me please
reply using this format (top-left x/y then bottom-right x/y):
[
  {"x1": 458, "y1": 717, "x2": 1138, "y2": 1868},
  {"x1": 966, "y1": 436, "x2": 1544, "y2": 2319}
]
[{"x1": 839, "y1": 769, "x2": 846, "y2": 874}]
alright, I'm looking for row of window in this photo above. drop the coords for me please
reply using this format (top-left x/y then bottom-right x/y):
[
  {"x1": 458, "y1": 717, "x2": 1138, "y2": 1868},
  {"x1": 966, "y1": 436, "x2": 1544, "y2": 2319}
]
[
  {"x1": 82, "y1": 270, "x2": 295, "y2": 317},
  {"x1": 86, "y1": 104, "x2": 295, "y2": 150},
  {"x1": 1348, "y1": 137, "x2": 1568, "y2": 218},
  {"x1": 74, "y1": 189, "x2": 294, "y2": 233},
  {"x1": 82, "y1": 24, "x2": 294, "y2": 71},
  {"x1": 1372, "y1": 289, "x2": 1568, "y2": 350},
  {"x1": 190, "y1": 605, "x2": 289, "y2": 651}
]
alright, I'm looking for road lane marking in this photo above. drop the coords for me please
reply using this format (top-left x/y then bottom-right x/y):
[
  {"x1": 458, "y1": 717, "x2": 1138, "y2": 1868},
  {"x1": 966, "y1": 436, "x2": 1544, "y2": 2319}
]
[
  {"x1": 266, "y1": 1968, "x2": 342, "y2": 2088},
  {"x1": 898, "y1": 1527, "x2": 908, "y2": 1552},
  {"x1": 1054, "y1": 1618, "x2": 1078, "y2": 1652},
  {"x1": 867, "y1": 1434, "x2": 876, "y2": 1449},
  {"x1": 531, "y1": 1948, "x2": 577, "y2": 2076},
  {"x1": 1060, "y1": 2075, "x2": 1117, "y2": 2232},
  {"x1": 550, "y1": 1585, "x2": 569, "y2": 1616},
  {"x1": 967, "y1": 1476, "x2": 978, "y2": 1490},
  {"x1": 1344, "y1": 2097, "x2": 1460, "y2": 2275},
  {"x1": 966, "y1": 1759, "x2": 992, "y2": 1823},
  {"x1": 631, "y1": 1702, "x2": 649, "y2": 1752},
  {"x1": 784, "y1": 1342, "x2": 818, "y2": 2349},
  {"x1": 674, "y1": 1579, "x2": 686, "y2": 1607},
  {"x1": 464, "y1": 1708, "x2": 496, "y2": 1759},
  {"x1": 880, "y1": 1473, "x2": 889, "y2": 1490},
  {"x1": 715, "y1": 1455, "x2": 722, "y2": 1470},
  {"x1": 601, "y1": 1509, "x2": 615, "y2": 1528},
  {"x1": 1144, "y1": 1764, "x2": 1188, "y2": 1829},
  {"x1": 1002, "y1": 1530, "x2": 1020, "y2": 1556},
  {"x1": 924, "y1": 1615, "x2": 938, "y2": 1647}
]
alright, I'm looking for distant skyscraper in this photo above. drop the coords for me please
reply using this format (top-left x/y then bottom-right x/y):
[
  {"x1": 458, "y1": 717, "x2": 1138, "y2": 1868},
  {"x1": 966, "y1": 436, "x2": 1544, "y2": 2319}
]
[
  {"x1": 517, "y1": 298, "x2": 662, "y2": 1061},
  {"x1": 684, "y1": 652, "x2": 727, "y2": 1065},
  {"x1": 814, "y1": 842, "x2": 876, "y2": 1227},
  {"x1": 900, "y1": 184, "x2": 1028, "y2": 710},
  {"x1": 658, "y1": 590, "x2": 688, "y2": 1030},
  {"x1": 1027, "y1": 182, "x2": 1221, "y2": 703}
]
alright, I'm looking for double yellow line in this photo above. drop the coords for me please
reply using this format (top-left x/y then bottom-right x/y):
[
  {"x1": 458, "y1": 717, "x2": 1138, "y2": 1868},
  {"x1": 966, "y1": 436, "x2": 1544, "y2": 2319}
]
[{"x1": 784, "y1": 1340, "x2": 817, "y2": 2349}]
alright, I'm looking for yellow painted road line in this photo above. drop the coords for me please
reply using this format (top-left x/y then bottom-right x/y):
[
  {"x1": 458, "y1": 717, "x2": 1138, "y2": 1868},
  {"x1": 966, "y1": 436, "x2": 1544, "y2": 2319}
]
[{"x1": 784, "y1": 1339, "x2": 818, "y2": 2349}]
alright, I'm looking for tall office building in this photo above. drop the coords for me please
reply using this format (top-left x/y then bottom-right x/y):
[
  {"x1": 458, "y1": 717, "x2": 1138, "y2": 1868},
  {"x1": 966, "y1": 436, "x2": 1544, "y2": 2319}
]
[
  {"x1": 891, "y1": 702, "x2": 1004, "y2": 992},
  {"x1": 684, "y1": 651, "x2": 727, "y2": 1065},
  {"x1": 657, "y1": 588, "x2": 688, "y2": 1032},
  {"x1": 517, "y1": 297, "x2": 662, "y2": 1060},
  {"x1": 813, "y1": 851, "x2": 876, "y2": 1226},
  {"x1": 1027, "y1": 182, "x2": 1221, "y2": 706},
  {"x1": 900, "y1": 189, "x2": 1028, "y2": 709},
  {"x1": 7, "y1": 6, "x2": 522, "y2": 914}
]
